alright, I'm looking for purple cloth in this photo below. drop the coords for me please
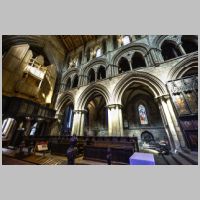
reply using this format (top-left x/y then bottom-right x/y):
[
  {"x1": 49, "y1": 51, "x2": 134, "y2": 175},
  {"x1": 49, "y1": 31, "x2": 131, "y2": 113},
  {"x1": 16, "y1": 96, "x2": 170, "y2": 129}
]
[{"x1": 129, "y1": 152, "x2": 155, "y2": 165}]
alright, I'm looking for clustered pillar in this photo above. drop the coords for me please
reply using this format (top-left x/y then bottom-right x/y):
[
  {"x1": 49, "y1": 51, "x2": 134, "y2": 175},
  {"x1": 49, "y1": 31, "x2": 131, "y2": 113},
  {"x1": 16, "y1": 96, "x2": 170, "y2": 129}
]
[
  {"x1": 157, "y1": 95, "x2": 185, "y2": 152},
  {"x1": 71, "y1": 110, "x2": 86, "y2": 136},
  {"x1": 107, "y1": 104, "x2": 123, "y2": 137}
]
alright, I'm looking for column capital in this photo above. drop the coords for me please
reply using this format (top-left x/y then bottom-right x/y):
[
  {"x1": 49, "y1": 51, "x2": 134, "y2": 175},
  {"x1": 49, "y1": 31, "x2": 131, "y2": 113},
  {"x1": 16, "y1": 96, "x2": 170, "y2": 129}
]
[
  {"x1": 106, "y1": 104, "x2": 123, "y2": 110},
  {"x1": 73, "y1": 109, "x2": 87, "y2": 114},
  {"x1": 155, "y1": 94, "x2": 170, "y2": 102}
]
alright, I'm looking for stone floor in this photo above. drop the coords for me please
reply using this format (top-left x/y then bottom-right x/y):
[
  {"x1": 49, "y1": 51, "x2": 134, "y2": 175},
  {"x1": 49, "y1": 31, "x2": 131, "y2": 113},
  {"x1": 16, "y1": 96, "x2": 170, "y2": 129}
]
[{"x1": 2, "y1": 147, "x2": 197, "y2": 165}]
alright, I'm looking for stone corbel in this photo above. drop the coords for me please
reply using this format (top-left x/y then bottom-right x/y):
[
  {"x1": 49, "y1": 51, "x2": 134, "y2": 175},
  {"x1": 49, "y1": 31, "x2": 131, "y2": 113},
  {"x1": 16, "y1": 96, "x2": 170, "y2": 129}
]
[{"x1": 106, "y1": 104, "x2": 123, "y2": 110}]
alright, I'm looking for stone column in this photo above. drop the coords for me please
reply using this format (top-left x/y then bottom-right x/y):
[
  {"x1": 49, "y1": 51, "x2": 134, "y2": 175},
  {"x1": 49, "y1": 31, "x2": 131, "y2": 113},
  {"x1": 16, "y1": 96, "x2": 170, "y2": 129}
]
[
  {"x1": 177, "y1": 43, "x2": 186, "y2": 55},
  {"x1": 71, "y1": 110, "x2": 86, "y2": 136},
  {"x1": 128, "y1": 60, "x2": 133, "y2": 71},
  {"x1": 107, "y1": 104, "x2": 123, "y2": 136},
  {"x1": 149, "y1": 48, "x2": 163, "y2": 65},
  {"x1": 165, "y1": 95, "x2": 186, "y2": 148},
  {"x1": 157, "y1": 99, "x2": 176, "y2": 150},
  {"x1": 157, "y1": 95, "x2": 182, "y2": 151}
]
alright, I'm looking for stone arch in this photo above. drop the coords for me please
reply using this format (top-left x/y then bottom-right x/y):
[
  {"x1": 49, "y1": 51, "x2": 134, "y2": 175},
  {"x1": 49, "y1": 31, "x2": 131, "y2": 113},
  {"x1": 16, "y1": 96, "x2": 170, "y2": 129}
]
[
  {"x1": 112, "y1": 71, "x2": 167, "y2": 104},
  {"x1": 111, "y1": 43, "x2": 150, "y2": 66},
  {"x1": 55, "y1": 91, "x2": 75, "y2": 114},
  {"x1": 118, "y1": 57, "x2": 130, "y2": 73},
  {"x1": 131, "y1": 52, "x2": 147, "y2": 69},
  {"x1": 181, "y1": 35, "x2": 198, "y2": 54},
  {"x1": 82, "y1": 58, "x2": 108, "y2": 74},
  {"x1": 152, "y1": 35, "x2": 181, "y2": 49},
  {"x1": 141, "y1": 131, "x2": 155, "y2": 143},
  {"x1": 167, "y1": 53, "x2": 198, "y2": 80},
  {"x1": 62, "y1": 68, "x2": 79, "y2": 83},
  {"x1": 97, "y1": 65, "x2": 106, "y2": 80},
  {"x1": 88, "y1": 68, "x2": 95, "y2": 83},
  {"x1": 76, "y1": 84, "x2": 111, "y2": 110},
  {"x1": 161, "y1": 40, "x2": 182, "y2": 61},
  {"x1": 81, "y1": 58, "x2": 108, "y2": 84}
]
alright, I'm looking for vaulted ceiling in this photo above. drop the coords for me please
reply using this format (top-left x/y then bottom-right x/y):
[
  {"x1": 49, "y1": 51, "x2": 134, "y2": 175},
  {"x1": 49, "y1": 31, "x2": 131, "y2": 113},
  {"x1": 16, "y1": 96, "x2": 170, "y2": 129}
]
[{"x1": 58, "y1": 35, "x2": 98, "y2": 52}]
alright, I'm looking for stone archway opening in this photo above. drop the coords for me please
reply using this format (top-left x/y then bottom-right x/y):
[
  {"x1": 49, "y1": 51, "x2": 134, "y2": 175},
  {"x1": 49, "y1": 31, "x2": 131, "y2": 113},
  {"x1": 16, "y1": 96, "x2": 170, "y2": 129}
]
[
  {"x1": 118, "y1": 57, "x2": 130, "y2": 74},
  {"x1": 181, "y1": 35, "x2": 198, "y2": 54},
  {"x1": 131, "y1": 52, "x2": 146, "y2": 69},
  {"x1": 121, "y1": 84, "x2": 169, "y2": 149},
  {"x1": 161, "y1": 40, "x2": 182, "y2": 61},
  {"x1": 84, "y1": 93, "x2": 108, "y2": 136},
  {"x1": 88, "y1": 68, "x2": 95, "y2": 83},
  {"x1": 97, "y1": 66, "x2": 106, "y2": 80}
]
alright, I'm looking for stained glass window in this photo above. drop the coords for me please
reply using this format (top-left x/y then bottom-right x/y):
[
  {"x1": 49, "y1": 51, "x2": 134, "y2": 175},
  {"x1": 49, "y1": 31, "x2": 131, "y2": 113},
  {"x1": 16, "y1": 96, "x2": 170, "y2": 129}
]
[{"x1": 138, "y1": 104, "x2": 148, "y2": 125}]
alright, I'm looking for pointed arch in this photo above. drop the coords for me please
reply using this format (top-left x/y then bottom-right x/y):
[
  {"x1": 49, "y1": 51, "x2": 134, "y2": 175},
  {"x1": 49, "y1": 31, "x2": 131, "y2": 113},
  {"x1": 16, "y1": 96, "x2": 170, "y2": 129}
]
[
  {"x1": 113, "y1": 71, "x2": 167, "y2": 104},
  {"x1": 76, "y1": 84, "x2": 111, "y2": 110},
  {"x1": 161, "y1": 40, "x2": 182, "y2": 61},
  {"x1": 167, "y1": 53, "x2": 198, "y2": 80},
  {"x1": 118, "y1": 57, "x2": 130, "y2": 74},
  {"x1": 181, "y1": 35, "x2": 198, "y2": 54},
  {"x1": 55, "y1": 91, "x2": 75, "y2": 114},
  {"x1": 97, "y1": 66, "x2": 106, "y2": 80},
  {"x1": 111, "y1": 43, "x2": 150, "y2": 66},
  {"x1": 88, "y1": 68, "x2": 95, "y2": 83},
  {"x1": 131, "y1": 52, "x2": 146, "y2": 69}
]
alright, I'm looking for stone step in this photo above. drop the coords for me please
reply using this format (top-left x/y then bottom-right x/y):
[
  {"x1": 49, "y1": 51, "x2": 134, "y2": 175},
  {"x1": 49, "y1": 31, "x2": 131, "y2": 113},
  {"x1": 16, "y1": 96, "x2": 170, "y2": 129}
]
[
  {"x1": 162, "y1": 155, "x2": 180, "y2": 165},
  {"x1": 178, "y1": 151, "x2": 198, "y2": 165},
  {"x1": 172, "y1": 154, "x2": 192, "y2": 165}
]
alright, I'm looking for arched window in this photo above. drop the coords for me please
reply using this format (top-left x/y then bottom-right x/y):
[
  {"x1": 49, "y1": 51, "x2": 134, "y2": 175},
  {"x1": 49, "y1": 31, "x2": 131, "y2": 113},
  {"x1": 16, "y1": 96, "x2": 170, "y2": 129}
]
[
  {"x1": 122, "y1": 36, "x2": 130, "y2": 45},
  {"x1": 138, "y1": 104, "x2": 148, "y2": 125},
  {"x1": 141, "y1": 131, "x2": 154, "y2": 143},
  {"x1": 131, "y1": 52, "x2": 146, "y2": 69},
  {"x1": 63, "y1": 105, "x2": 74, "y2": 135},
  {"x1": 66, "y1": 78, "x2": 71, "y2": 90},
  {"x1": 181, "y1": 35, "x2": 198, "y2": 54},
  {"x1": 161, "y1": 40, "x2": 182, "y2": 61},
  {"x1": 97, "y1": 66, "x2": 106, "y2": 80},
  {"x1": 118, "y1": 57, "x2": 130, "y2": 74},
  {"x1": 96, "y1": 48, "x2": 101, "y2": 57},
  {"x1": 88, "y1": 68, "x2": 95, "y2": 83},
  {"x1": 72, "y1": 74, "x2": 79, "y2": 88}
]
